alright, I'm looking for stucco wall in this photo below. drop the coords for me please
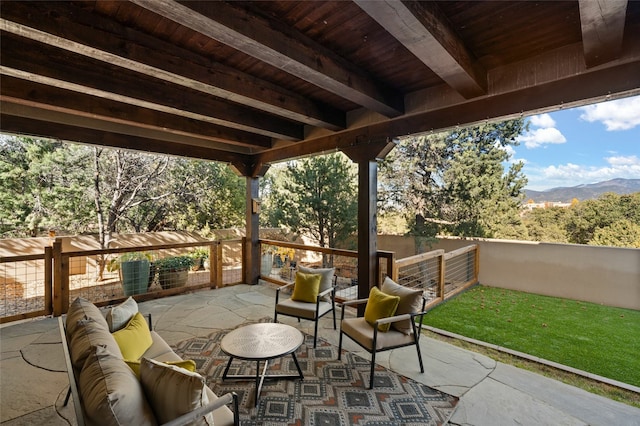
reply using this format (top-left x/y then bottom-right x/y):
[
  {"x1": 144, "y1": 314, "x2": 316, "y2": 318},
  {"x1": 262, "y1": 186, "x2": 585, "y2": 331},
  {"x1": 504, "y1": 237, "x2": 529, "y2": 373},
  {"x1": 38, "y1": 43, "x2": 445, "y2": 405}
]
[{"x1": 379, "y1": 235, "x2": 640, "y2": 310}]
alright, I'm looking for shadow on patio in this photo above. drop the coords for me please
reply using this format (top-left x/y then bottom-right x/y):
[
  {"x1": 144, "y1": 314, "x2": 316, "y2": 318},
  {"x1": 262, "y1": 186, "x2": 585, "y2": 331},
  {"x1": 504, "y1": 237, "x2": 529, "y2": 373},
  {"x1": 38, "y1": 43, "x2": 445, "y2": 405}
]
[{"x1": 1, "y1": 284, "x2": 638, "y2": 425}]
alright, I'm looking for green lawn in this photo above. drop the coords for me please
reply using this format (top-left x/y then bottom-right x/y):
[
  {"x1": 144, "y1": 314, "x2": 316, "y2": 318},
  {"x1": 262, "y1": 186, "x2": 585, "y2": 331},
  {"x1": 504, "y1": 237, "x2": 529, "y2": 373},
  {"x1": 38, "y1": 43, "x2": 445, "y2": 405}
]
[{"x1": 422, "y1": 285, "x2": 640, "y2": 387}]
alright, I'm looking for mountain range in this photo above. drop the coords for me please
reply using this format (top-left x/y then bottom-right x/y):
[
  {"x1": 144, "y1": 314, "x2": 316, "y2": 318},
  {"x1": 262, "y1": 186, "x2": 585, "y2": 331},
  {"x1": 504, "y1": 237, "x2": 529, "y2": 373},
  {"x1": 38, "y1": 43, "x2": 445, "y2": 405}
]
[{"x1": 524, "y1": 178, "x2": 640, "y2": 203}]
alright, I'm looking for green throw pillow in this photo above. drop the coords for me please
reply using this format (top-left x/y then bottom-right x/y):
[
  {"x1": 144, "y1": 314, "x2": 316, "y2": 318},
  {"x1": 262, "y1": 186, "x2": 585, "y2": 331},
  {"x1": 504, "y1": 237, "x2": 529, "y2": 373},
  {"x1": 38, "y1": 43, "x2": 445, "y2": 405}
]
[
  {"x1": 125, "y1": 359, "x2": 197, "y2": 378},
  {"x1": 112, "y1": 312, "x2": 153, "y2": 360},
  {"x1": 291, "y1": 272, "x2": 322, "y2": 303},
  {"x1": 364, "y1": 286, "x2": 400, "y2": 332}
]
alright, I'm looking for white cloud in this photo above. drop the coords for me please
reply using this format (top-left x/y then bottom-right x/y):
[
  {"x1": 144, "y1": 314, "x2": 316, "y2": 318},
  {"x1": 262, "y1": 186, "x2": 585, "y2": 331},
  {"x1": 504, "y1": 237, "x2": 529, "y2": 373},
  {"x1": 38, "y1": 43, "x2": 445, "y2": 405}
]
[
  {"x1": 518, "y1": 127, "x2": 567, "y2": 149},
  {"x1": 524, "y1": 155, "x2": 640, "y2": 190},
  {"x1": 579, "y1": 96, "x2": 640, "y2": 131},
  {"x1": 519, "y1": 114, "x2": 567, "y2": 149},
  {"x1": 529, "y1": 113, "x2": 556, "y2": 128}
]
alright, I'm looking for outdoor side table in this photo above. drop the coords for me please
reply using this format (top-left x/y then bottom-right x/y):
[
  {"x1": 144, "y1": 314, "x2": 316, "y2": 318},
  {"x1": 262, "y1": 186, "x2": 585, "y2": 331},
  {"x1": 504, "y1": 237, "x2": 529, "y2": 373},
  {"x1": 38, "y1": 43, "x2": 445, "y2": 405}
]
[{"x1": 220, "y1": 323, "x2": 304, "y2": 406}]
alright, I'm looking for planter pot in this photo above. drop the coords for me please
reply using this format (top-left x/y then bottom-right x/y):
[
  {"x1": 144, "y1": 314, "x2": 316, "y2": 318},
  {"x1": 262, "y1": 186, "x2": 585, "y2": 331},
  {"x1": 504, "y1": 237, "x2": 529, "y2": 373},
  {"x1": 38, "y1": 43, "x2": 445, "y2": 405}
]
[
  {"x1": 191, "y1": 257, "x2": 205, "y2": 271},
  {"x1": 120, "y1": 260, "x2": 150, "y2": 296},
  {"x1": 260, "y1": 253, "x2": 273, "y2": 276},
  {"x1": 158, "y1": 268, "x2": 189, "y2": 289}
]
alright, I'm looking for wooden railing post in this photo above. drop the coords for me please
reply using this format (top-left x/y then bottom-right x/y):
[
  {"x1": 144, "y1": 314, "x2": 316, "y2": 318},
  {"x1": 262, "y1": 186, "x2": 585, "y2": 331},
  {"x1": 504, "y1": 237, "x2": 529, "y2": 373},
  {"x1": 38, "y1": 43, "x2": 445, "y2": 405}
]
[
  {"x1": 52, "y1": 238, "x2": 63, "y2": 316},
  {"x1": 215, "y1": 242, "x2": 223, "y2": 288},
  {"x1": 209, "y1": 243, "x2": 216, "y2": 288},
  {"x1": 439, "y1": 252, "x2": 445, "y2": 300},
  {"x1": 44, "y1": 245, "x2": 53, "y2": 316}
]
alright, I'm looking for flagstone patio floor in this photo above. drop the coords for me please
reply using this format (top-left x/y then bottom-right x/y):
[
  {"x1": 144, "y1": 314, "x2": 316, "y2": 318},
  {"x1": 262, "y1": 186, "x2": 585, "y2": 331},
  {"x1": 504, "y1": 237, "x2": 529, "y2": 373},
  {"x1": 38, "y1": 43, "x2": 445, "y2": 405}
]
[{"x1": 1, "y1": 283, "x2": 638, "y2": 425}]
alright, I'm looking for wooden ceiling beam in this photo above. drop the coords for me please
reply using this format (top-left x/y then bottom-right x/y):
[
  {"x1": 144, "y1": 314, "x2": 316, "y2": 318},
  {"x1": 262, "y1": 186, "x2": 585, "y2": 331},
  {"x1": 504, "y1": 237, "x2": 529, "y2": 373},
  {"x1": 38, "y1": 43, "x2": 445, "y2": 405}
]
[
  {"x1": 0, "y1": 3, "x2": 345, "y2": 130},
  {"x1": 0, "y1": 99, "x2": 257, "y2": 155},
  {"x1": 0, "y1": 76, "x2": 272, "y2": 149},
  {"x1": 0, "y1": 115, "x2": 250, "y2": 164},
  {"x1": 131, "y1": 0, "x2": 404, "y2": 117},
  {"x1": 579, "y1": 0, "x2": 628, "y2": 67},
  {"x1": 258, "y1": 59, "x2": 640, "y2": 164},
  {"x1": 356, "y1": 0, "x2": 486, "y2": 99},
  {"x1": 0, "y1": 33, "x2": 303, "y2": 141}
]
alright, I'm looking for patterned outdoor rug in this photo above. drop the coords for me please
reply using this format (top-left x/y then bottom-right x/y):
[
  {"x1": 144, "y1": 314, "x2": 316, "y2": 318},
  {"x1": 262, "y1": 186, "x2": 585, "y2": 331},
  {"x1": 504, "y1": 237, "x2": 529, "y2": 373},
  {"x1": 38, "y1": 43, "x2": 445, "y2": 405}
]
[{"x1": 172, "y1": 323, "x2": 458, "y2": 426}]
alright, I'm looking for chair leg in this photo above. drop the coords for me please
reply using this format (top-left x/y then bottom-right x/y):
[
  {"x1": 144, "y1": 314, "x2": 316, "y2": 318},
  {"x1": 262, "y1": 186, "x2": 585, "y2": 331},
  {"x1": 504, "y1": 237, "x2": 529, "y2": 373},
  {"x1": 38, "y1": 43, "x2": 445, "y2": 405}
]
[
  {"x1": 369, "y1": 350, "x2": 376, "y2": 389},
  {"x1": 313, "y1": 318, "x2": 319, "y2": 348},
  {"x1": 414, "y1": 334, "x2": 425, "y2": 373},
  {"x1": 332, "y1": 307, "x2": 336, "y2": 330},
  {"x1": 338, "y1": 331, "x2": 343, "y2": 360},
  {"x1": 63, "y1": 387, "x2": 72, "y2": 406}
]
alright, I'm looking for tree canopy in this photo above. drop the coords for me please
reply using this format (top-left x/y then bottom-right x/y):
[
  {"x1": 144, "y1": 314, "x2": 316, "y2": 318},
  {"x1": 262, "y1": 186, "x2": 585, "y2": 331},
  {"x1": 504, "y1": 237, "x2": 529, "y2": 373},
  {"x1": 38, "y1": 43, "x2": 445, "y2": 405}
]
[
  {"x1": 379, "y1": 119, "x2": 529, "y2": 239},
  {"x1": 261, "y1": 152, "x2": 358, "y2": 251}
]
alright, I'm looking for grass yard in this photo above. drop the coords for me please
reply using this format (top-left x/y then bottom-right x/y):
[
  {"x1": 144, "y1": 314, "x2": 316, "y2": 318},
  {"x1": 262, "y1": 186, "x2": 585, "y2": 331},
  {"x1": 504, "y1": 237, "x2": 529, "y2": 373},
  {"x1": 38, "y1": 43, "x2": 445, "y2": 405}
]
[{"x1": 422, "y1": 285, "x2": 640, "y2": 387}]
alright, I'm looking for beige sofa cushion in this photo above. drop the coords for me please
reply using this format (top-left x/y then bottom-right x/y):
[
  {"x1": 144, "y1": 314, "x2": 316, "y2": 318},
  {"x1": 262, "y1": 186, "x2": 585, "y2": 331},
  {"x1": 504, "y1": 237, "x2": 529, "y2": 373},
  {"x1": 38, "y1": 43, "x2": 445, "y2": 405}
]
[
  {"x1": 79, "y1": 345, "x2": 156, "y2": 426},
  {"x1": 140, "y1": 358, "x2": 214, "y2": 426},
  {"x1": 381, "y1": 277, "x2": 424, "y2": 334},
  {"x1": 68, "y1": 318, "x2": 122, "y2": 371},
  {"x1": 66, "y1": 297, "x2": 109, "y2": 339}
]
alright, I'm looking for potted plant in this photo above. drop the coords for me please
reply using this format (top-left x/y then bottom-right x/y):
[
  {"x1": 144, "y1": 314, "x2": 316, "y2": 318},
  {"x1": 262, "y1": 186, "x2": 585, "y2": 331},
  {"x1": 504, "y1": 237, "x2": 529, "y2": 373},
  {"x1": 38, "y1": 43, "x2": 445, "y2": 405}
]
[
  {"x1": 188, "y1": 248, "x2": 209, "y2": 271},
  {"x1": 109, "y1": 252, "x2": 151, "y2": 296},
  {"x1": 155, "y1": 255, "x2": 195, "y2": 289}
]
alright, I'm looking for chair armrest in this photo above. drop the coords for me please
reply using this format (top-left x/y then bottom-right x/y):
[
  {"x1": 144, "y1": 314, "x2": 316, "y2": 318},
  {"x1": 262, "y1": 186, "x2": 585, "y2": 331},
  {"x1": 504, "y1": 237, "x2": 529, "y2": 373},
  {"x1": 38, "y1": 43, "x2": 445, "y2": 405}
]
[
  {"x1": 374, "y1": 313, "x2": 412, "y2": 326},
  {"x1": 341, "y1": 298, "x2": 369, "y2": 307},
  {"x1": 275, "y1": 282, "x2": 295, "y2": 304},
  {"x1": 318, "y1": 286, "x2": 335, "y2": 298},
  {"x1": 161, "y1": 392, "x2": 239, "y2": 426},
  {"x1": 276, "y1": 282, "x2": 294, "y2": 293}
]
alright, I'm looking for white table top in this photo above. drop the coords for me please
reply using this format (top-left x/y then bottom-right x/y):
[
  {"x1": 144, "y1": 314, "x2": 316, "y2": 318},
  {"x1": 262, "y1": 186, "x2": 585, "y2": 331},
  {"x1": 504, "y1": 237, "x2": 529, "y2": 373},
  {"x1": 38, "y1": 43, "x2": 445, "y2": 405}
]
[{"x1": 220, "y1": 323, "x2": 304, "y2": 360}]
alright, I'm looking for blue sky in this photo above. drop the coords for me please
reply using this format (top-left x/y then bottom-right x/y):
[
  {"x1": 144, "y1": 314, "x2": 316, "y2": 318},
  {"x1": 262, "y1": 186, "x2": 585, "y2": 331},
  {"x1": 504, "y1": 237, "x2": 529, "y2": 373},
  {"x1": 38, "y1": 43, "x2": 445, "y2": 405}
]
[{"x1": 510, "y1": 94, "x2": 640, "y2": 191}]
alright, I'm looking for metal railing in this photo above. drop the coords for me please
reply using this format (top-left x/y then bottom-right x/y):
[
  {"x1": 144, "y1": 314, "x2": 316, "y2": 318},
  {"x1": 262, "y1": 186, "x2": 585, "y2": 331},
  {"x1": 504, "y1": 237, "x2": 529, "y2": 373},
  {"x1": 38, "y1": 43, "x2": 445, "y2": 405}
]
[
  {"x1": 392, "y1": 244, "x2": 479, "y2": 309},
  {"x1": 258, "y1": 239, "x2": 394, "y2": 302},
  {"x1": 1, "y1": 236, "x2": 476, "y2": 323},
  {"x1": 0, "y1": 238, "x2": 244, "y2": 323}
]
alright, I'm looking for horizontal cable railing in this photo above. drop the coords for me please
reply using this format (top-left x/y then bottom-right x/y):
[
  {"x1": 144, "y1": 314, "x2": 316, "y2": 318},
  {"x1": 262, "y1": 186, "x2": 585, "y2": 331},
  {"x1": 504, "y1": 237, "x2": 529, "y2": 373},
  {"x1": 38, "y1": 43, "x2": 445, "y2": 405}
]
[{"x1": 393, "y1": 244, "x2": 478, "y2": 309}]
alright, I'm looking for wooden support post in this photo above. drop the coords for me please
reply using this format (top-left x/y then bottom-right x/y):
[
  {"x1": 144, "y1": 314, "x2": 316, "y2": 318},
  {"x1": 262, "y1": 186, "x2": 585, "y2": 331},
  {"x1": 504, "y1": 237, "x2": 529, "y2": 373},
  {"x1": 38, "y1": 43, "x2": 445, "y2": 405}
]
[
  {"x1": 52, "y1": 238, "x2": 63, "y2": 316},
  {"x1": 44, "y1": 245, "x2": 53, "y2": 316},
  {"x1": 342, "y1": 137, "x2": 397, "y2": 316},
  {"x1": 245, "y1": 177, "x2": 260, "y2": 285},
  {"x1": 229, "y1": 161, "x2": 270, "y2": 285}
]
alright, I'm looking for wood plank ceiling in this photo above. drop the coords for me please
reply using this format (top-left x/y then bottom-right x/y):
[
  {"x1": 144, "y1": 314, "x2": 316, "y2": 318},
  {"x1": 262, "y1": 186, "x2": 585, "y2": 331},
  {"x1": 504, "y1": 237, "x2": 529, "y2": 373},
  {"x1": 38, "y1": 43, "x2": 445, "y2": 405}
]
[{"x1": 1, "y1": 0, "x2": 639, "y2": 175}]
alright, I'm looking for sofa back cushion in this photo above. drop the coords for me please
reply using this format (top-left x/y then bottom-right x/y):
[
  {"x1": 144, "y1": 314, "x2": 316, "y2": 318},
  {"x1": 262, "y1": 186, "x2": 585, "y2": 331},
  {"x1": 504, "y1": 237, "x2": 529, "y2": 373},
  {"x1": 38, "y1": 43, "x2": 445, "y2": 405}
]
[
  {"x1": 380, "y1": 277, "x2": 424, "y2": 334},
  {"x1": 68, "y1": 318, "x2": 122, "y2": 371},
  {"x1": 66, "y1": 297, "x2": 109, "y2": 339},
  {"x1": 79, "y1": 345, "x2": 156, "y2": 426},
  {"x1": 140, "y1": 358, "x2": 214, "y2": 425}
]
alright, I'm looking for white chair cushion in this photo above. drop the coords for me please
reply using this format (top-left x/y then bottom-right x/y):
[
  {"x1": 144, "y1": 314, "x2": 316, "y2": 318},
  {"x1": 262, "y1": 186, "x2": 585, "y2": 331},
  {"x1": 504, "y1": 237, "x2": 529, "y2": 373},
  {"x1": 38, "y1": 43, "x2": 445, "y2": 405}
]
[
  {"x1": 341, "y1": 317, "x2": 414, "y2": 350},
  {"x1": 106, "y1": 296, "x2": 138, "y2": 332},
  {"x1": 276, "y1": 297, "x2": 332, "y2": 319}
]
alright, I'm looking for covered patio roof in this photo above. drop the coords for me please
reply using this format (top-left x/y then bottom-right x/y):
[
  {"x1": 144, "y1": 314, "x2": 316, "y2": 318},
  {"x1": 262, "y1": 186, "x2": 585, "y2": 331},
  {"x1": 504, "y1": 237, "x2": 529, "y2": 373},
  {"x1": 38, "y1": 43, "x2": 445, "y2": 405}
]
[
  {"x1": 2, "y1": 0, "x2": 639, "y2": 290},
  {"x1": 2, "y1": 1, "x2": 639, "y2": 169}
]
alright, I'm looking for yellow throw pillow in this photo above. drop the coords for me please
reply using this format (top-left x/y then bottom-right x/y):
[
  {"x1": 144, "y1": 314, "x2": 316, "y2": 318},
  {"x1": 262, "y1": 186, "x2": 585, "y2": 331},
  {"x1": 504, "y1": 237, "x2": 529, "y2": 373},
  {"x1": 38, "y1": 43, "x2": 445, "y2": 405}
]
[
  {"x1": 125, "y1": 359, "x2": 197, "y2": 378},
  {"x1": 112, "y1": 312, "x2": 153, "y2": 360},
  {"x1": 291, "y1": 272, "x2": 322, "y2": 303},
  {"x1": 364, "y1": 287, "x2": 400, "y2": 332}
]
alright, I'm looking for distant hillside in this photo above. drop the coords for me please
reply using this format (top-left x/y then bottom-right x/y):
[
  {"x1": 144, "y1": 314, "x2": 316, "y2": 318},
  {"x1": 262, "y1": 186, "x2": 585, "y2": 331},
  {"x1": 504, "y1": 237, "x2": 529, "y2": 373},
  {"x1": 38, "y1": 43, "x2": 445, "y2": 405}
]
[{"x1": 524, "y1": 178, "x2": 640, "y2": 203}]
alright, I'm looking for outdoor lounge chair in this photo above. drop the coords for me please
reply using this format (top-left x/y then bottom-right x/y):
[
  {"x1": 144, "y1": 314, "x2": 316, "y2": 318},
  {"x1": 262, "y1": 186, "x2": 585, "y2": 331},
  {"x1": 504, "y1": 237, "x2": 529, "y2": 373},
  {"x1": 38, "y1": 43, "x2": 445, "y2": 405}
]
[
  {"x1": 338, "y1": 277, "x2": 427, "y2": 389},
  {"x1": 274, "y1": 266, "x2": 337, "y2": 348}
]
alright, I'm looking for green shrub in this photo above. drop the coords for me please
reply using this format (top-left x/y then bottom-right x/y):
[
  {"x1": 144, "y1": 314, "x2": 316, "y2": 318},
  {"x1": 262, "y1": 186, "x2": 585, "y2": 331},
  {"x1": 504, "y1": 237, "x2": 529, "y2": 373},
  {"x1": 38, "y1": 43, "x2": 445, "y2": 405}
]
[{"x1": 154, "y1": 255, "x2": 195, "y2": 271}]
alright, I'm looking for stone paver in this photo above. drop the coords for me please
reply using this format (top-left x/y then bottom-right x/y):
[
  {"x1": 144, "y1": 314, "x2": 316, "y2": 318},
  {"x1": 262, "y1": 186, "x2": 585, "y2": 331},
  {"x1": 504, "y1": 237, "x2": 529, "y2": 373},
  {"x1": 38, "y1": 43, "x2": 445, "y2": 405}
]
[{"x1": 1, "y1": 284, "x2": 639, "y2": 425}]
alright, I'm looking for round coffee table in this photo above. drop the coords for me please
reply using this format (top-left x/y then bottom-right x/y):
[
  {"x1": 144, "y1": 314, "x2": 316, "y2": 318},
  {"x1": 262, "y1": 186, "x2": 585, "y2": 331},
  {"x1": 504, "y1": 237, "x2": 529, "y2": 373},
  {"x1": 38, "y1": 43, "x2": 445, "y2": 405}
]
[{"x1": 220, "y1": 323, "x2": 304, "y2": 406}]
